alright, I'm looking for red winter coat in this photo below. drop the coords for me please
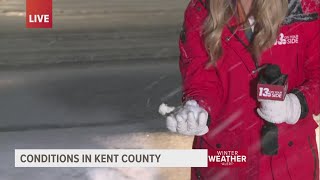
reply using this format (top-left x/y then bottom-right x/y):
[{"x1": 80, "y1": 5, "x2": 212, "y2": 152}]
[{"x1": 179, "y1": 0, "x2": 320, "y2": 179}]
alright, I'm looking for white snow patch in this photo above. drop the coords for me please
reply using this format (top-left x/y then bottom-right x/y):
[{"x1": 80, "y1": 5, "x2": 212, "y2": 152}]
[
  {"x1": 90, "y1": 132, "x2": 193, "y2": 180},
  {"x1": 3, "y1": 11, "x2": 25, "y2": 17},
  {"x1": 86, "y1": 168, "x2": 158, "y2": 180},
  {"x1": 158, "y1": 103, "x2": 175, "y2": 116}
]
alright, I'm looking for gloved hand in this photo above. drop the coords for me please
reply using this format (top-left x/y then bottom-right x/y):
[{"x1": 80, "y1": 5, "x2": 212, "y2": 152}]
[
  {"x1": 257, "y1": 93, "x2": 301, "y2": 124},
  {"x1": 166, "y1": 100, "x2": 209, "y2": 136}
]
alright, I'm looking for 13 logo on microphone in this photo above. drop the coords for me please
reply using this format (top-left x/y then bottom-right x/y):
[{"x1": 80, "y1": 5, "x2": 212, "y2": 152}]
[{"x1": 26, "y1": 0, "x2": 52, "y2": 28}]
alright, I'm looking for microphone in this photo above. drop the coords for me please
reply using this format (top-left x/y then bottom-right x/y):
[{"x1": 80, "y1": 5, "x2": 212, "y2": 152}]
[
  {"x1": 257, "y1": 64, "x2": 288, "y2": 155},
  {"x1": 257, "y1": 64, "x2": 288, "y2": 101}
]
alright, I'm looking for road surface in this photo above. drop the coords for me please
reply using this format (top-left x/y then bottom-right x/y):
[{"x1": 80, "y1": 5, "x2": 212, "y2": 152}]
[{"x1": 0, "y1": 62, "x2": 194, "y2": 180}]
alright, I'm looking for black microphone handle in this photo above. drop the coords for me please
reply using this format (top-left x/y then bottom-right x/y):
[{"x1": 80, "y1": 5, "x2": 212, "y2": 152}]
[{"x1": 260, "y1": 64, "x2": 281, "y2": 155}]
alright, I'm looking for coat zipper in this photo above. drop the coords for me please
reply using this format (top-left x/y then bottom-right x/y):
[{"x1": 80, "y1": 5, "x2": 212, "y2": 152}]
[
  {"x1": 226, "y1": 25, "x2": 263, "y2": 75},
  {"x1": 308, "y1": 136, "x2": 318, "y2": 180}
]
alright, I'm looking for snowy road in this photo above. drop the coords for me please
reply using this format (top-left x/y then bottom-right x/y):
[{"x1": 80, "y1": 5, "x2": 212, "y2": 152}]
[
  {"x1": 0, "y1": 62, "x2": 194, "y2": 180},
  {"x1": 0, "y1": 0, "x2": 187, "y2": 66}
]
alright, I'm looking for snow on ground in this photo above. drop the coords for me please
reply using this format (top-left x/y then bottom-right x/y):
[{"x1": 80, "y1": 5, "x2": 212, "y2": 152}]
[
  {"x1": 0, "y1": 63, "x2": 190, "y2": 180},
  {"x1": 0, "y1": 127, "x2": 193, "y2": 180},
  {"x1": 90, "y1": 132, "x2": 193, "y2": 180}
]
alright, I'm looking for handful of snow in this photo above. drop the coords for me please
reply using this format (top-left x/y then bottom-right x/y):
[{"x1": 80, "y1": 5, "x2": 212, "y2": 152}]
[
  {"x1": 158, "y1": 103, "x2": 175, "y2": 116},
  {"x1": 158, "y1": 100, "x2": 201, "y2": 118}
]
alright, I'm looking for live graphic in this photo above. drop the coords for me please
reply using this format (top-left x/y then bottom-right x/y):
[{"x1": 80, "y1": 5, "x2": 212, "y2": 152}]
[{"x1": 26, "y1": 0, "x2": 52, "y2": 28}]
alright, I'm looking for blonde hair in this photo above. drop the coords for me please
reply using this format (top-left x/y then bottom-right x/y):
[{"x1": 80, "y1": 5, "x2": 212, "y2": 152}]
[{"x1": 203, "y1": 0, "x2": 288, "y2": 65}]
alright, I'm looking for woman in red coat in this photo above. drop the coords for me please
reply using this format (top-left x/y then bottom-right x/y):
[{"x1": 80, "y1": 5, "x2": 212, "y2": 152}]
[{"x1": 165, "y1": 0, "x2": 320, "y2": 179}]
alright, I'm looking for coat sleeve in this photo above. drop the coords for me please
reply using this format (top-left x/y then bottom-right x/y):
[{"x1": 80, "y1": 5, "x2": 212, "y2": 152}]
[
  {"x1": 179, "y1": 0, "x2": 224, "y2": 119},
  {"x1": 293, "y1": 8, "x2": 320, "y2": 118}
]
